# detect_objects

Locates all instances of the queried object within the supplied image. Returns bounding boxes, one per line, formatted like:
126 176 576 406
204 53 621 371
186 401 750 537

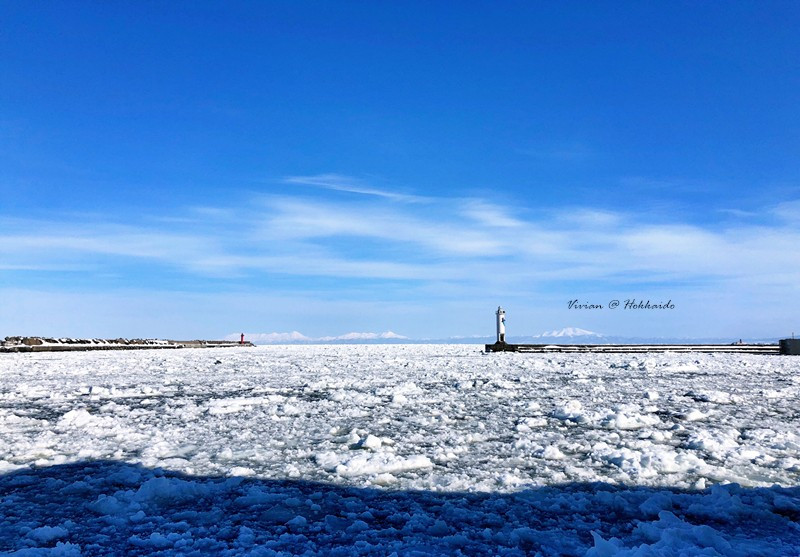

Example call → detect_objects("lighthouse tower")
496 306 506 344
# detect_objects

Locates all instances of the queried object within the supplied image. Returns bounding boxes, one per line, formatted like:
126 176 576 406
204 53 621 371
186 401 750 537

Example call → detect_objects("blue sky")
2 2 799 340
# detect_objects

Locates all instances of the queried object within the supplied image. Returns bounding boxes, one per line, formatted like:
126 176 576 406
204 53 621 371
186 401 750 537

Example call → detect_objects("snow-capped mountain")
229 331 311 343
317 331 408 341
533 327 604 339
229 331 408 344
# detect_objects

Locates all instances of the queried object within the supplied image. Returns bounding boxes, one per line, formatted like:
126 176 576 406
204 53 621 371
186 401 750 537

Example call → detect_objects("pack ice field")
1 345 799 556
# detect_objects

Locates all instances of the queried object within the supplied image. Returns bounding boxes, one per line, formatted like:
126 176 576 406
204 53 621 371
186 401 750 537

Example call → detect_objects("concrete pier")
780 339 800 355
484 342 781 355
482 307 791 355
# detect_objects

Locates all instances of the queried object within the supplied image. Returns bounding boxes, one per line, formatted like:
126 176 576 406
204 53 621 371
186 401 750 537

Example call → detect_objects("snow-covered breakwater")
0 345 798 555
0 337 253 353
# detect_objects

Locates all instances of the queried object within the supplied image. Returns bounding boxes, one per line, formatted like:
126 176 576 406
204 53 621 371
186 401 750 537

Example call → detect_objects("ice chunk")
600 404 661 430
27 525 68 544
391 393 408 405
286 515 307 532
56 409 94 429
684 429 741 459
371 473 397 486
229 466 256 476
315 451 341 471
552 400 587 422
335 453 433 477
516 417 548 432
354 434 382 450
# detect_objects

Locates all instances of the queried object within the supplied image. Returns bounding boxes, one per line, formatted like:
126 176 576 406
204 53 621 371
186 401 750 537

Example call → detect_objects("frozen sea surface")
1 345 798 555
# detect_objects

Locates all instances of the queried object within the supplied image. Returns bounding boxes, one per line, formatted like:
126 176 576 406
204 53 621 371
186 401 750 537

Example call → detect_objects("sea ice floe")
0 345 798 554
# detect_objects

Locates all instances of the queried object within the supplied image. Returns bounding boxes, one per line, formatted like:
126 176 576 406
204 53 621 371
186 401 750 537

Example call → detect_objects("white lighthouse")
496 306 506 343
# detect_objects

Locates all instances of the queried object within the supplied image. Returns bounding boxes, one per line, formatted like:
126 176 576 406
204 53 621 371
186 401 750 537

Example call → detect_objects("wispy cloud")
2 179 799 305
772 200 800 224
260 197 507 256
460 200 525 228
284 174 426 203
717 208 760 219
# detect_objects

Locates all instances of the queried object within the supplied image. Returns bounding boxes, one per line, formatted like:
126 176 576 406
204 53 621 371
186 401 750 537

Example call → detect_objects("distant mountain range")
228 331 409 344
236 331 312 343
229 328 779 345
317 331 408 341
532 327 604 338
